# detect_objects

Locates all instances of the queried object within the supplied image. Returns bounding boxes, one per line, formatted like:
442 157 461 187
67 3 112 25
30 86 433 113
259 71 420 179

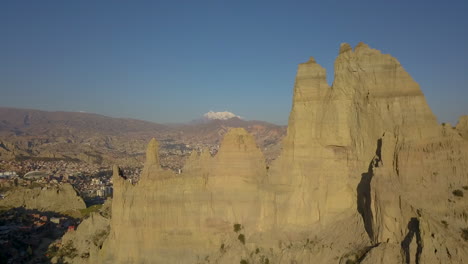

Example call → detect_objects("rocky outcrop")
0 140 23 160
456 115 468 139
97 128 267 263
87 43 468 263
367 124 468 262
267 42 440 230
0 183 86 213
257 42 468 263
52 199 111 264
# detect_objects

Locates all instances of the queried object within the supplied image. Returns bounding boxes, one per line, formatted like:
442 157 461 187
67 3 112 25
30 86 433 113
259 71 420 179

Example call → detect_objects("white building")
0 171 18 179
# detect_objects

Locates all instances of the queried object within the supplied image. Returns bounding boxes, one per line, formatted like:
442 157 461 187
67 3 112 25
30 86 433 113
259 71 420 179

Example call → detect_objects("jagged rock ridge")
83 43 467 264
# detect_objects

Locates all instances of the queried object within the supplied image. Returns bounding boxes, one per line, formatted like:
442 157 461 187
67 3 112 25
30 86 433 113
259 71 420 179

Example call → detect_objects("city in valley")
0 108 285 263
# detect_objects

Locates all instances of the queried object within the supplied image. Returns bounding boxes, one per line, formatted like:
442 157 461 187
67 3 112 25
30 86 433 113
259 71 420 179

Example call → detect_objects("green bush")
453 189 464 197
80 204 103 218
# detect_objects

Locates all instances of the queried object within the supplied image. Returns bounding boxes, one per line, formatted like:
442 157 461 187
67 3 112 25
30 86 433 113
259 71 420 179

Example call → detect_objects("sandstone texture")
96 128 267 263
457 115 468 140
0 183 86 213
84 43 468 263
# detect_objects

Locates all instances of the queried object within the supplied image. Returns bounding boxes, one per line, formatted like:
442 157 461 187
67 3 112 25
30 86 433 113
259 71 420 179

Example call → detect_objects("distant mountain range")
0 107 286 169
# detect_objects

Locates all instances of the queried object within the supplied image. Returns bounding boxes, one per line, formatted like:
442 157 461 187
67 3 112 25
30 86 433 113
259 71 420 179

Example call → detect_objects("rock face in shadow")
88 43 468 263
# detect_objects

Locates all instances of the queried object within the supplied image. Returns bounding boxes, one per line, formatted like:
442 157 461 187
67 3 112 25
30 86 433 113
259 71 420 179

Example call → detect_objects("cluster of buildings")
158 141 220 172
0 159 103 180
0 160 118 203
0 171 18 180
85 178 113 198
0 142 222 201
0 160 116 261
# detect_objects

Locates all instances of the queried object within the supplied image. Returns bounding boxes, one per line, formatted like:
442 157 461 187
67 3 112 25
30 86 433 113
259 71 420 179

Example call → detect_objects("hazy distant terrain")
0 107 286 170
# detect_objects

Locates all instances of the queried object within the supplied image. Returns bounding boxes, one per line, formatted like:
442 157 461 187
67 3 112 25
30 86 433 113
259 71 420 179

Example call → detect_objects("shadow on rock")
0 207 80 264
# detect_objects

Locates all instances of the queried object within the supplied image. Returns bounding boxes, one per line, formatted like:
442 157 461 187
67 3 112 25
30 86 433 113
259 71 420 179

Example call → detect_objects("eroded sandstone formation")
88 43 468 263
457 115 468 140
50 199 111 264
0 183 86 213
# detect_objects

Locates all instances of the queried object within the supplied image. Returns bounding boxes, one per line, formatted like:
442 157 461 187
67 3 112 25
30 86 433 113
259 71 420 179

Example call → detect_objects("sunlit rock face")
0 183 86 213
92 43 468 264
267 42 440 230
97 128 267 263
457 115 468 140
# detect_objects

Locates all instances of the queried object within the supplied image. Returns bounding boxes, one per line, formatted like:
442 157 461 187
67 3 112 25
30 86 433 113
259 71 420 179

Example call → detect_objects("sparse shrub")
240 259 249 264
441 220 449 228
463 186 468 191
238 234 245 245
54 240 78 259
46 244 59 258
345 253 363 264
261 257 269 264
92 229 109 247
233 223 242 233
453 189 464 197
462 228 468 241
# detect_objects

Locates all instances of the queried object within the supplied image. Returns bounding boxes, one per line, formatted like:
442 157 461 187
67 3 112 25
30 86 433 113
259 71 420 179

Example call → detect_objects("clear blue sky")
1 1 467 125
